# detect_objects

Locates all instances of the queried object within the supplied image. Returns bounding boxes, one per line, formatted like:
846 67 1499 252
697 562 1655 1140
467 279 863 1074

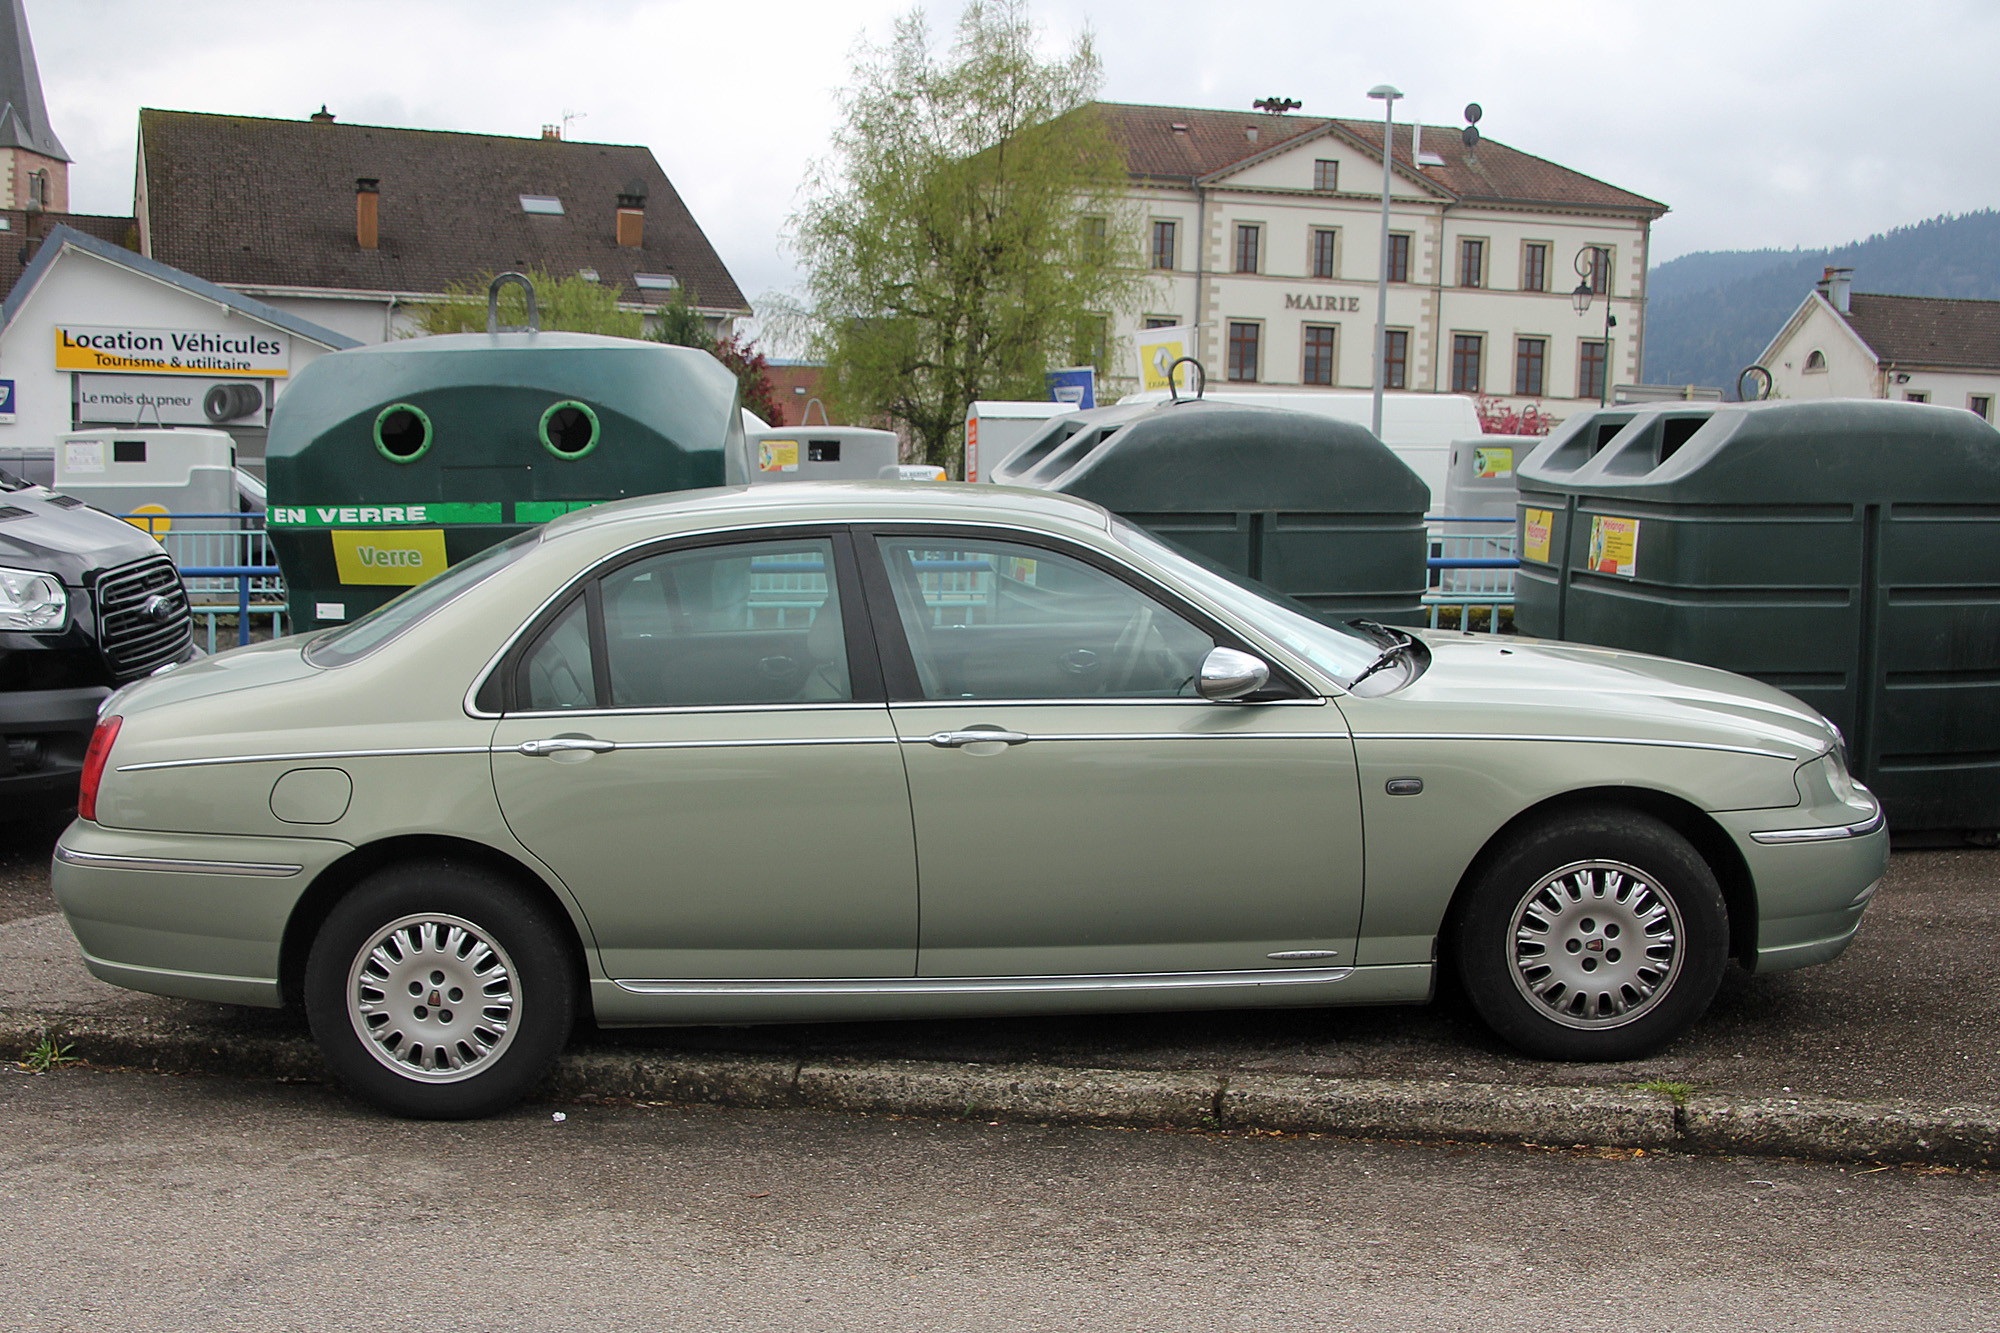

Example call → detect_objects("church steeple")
0 0 67 213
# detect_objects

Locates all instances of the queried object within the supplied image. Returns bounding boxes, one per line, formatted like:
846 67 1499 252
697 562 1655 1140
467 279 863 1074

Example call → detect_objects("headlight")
1819 748 1867 807
0 565 66 631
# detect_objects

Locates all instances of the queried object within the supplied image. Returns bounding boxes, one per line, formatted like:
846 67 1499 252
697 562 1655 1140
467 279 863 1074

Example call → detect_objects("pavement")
3 811 1996 1167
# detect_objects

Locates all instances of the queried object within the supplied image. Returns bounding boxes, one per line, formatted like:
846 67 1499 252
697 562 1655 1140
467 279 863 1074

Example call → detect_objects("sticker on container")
1474 446 1514 479
63 440 105 474
331 528 449 586
1588 515 1640 577
1000 555 1038 585
122 503 171 540
758 440 800 473
315 603 347 621
1522 508 1553 565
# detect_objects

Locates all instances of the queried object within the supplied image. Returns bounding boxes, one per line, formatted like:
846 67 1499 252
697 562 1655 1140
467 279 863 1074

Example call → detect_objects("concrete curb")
7 1015 1995 1168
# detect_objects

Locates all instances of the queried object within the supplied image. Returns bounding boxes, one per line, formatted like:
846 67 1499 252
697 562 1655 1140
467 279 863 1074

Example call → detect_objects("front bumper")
1716 802 1892 974
0 685 110 797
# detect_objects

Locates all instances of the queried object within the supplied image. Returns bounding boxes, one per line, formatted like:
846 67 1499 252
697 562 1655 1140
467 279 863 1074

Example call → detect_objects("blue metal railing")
1423 515 1519 633
120 512 286 650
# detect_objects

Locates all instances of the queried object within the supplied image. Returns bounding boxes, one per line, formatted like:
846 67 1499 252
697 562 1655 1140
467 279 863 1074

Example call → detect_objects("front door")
866 530 1364 979
491 531 917 981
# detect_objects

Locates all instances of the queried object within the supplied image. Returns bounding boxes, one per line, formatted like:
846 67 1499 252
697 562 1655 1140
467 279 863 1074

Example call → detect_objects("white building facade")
1760 268 2000 420
1098 104 1667 416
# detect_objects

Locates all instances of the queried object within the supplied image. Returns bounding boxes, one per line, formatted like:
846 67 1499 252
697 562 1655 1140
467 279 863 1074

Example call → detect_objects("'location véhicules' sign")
55 325 290 378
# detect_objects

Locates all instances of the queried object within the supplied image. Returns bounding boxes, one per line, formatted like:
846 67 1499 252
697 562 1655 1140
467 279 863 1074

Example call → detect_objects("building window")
1588 247 1612 296
1303 325 1337 386
1972 395 1993 421
1905 391 1929 403
1151 219 1177 271
1387 232 1411 283
28 169 48 208
1383 329 1409 390
1143 315 1180 329
1515 337 1547 397
1804 349 1827 372
1458 238 1485 289
1310 228 1338 279
1314 159 1339 191
1522 242 1548 293
1228 322 1261 381
1579 339 1608 401
1451 334 1484 393
1234 224 1261 274
1072 314 1109 370
1079 215 1108 263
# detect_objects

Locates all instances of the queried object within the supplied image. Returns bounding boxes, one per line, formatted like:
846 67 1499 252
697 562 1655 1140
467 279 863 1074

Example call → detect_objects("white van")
1116 389 1480 508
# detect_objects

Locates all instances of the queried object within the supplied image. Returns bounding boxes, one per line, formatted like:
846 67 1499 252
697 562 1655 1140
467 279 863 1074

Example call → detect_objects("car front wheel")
1454 811 1728 1061
304 860 576 1118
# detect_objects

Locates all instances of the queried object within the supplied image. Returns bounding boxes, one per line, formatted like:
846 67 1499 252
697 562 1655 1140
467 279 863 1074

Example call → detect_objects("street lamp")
1368 83 1402 440
1571 245 1616 407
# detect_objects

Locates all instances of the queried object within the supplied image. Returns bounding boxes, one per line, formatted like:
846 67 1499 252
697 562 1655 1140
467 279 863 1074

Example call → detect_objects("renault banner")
56 324 290 378
1135 324 1196 392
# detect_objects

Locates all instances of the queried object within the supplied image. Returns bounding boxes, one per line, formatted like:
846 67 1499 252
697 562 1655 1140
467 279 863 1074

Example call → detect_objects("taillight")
78 715 122 823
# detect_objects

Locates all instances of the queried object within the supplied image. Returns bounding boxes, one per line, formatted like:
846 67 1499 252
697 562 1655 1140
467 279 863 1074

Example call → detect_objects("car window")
517 536 852 711
875 535 1212 700
306 528 539 668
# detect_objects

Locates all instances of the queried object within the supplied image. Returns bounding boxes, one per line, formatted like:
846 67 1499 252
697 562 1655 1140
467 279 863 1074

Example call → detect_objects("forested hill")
1643 210 2000 396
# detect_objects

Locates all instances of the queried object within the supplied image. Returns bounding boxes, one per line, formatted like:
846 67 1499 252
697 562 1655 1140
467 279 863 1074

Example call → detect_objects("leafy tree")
791 0 1142 473
650 285 789 426
410 268 644 337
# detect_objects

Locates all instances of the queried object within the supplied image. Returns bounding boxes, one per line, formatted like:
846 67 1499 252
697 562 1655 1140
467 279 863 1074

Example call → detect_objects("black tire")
304 860 576 1118
1453 811 1727 1061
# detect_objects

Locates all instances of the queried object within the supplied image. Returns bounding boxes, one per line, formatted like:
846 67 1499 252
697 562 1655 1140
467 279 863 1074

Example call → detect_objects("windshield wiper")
1344 620 1419 689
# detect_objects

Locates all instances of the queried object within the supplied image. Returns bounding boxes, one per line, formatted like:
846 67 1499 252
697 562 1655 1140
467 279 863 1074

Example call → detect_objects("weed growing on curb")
17 1031 78 1074
1633 1079 1697 1107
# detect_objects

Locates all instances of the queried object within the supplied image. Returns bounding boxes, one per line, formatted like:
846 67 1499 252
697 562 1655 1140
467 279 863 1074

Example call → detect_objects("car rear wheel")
1454 811 1727 1061
304 860 576 1118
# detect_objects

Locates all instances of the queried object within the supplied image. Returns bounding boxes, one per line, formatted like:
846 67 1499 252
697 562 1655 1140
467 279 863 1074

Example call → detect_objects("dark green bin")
987 398 1431 626
1514 399 2000 832
267 332 740 631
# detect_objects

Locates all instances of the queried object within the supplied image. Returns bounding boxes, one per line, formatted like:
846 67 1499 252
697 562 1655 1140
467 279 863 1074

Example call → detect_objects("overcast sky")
31 0 2000 319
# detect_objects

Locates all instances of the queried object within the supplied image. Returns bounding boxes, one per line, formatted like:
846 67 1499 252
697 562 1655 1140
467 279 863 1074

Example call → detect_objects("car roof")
537 480 1115 541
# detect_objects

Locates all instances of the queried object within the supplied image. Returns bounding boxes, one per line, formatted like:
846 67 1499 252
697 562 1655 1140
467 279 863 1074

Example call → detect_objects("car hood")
108 635 320 714
1386 632 1839 761
0 484 166 582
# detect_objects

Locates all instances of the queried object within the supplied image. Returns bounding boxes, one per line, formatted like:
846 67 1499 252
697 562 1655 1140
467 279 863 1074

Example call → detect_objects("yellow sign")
1135 324 1196 392
122 504 172 540
1474 446 1514 479
1588 515 1640 577
758 439 799 472
55 325 290 378
1522 508 1552 565
331 528 448 586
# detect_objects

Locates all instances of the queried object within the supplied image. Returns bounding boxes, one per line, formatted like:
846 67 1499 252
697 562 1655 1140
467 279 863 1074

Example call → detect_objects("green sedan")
52 484 1887 1118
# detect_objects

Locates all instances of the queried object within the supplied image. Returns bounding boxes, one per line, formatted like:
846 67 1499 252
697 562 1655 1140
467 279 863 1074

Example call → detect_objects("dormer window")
519 195 564 215
633 273 680 290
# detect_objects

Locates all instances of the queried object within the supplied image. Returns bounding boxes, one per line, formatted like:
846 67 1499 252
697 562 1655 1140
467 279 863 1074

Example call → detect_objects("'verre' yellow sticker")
759 439 800 472
331 528 448 585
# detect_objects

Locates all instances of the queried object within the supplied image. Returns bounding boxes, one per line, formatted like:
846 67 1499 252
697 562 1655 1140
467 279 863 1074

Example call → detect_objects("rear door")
490 528 918 981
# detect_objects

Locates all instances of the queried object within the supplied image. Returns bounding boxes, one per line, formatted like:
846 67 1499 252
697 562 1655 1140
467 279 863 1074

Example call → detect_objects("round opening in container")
373 404 432 462
540 401 600 459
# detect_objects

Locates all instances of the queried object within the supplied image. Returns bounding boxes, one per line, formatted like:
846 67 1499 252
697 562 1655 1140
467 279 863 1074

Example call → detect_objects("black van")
1 464 197 802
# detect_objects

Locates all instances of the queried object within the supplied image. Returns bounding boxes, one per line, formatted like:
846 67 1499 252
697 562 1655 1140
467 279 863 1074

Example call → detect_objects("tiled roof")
0 210 134 297
1097 102 1666 216
138 108 747 313
1840 293 2000 371
0 0 67 160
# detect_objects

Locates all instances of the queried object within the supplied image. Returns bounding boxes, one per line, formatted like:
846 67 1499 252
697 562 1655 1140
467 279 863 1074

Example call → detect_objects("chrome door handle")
517 737 618 757
927 730 1030 748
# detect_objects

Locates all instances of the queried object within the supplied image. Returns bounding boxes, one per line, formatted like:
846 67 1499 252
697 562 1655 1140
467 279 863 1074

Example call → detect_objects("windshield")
1109 519 1384 685
305 528 540 668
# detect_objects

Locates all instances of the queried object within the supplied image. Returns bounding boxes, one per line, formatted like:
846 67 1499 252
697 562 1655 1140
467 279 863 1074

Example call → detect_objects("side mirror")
1198 646 1270 701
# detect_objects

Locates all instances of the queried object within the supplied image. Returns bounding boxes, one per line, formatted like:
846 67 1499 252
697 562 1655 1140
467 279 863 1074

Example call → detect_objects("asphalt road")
1 1066 1994 1333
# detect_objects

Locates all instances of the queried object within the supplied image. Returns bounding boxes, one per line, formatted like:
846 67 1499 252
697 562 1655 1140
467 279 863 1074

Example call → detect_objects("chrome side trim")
1749 808 1888 844
899 731 1342 745
1352 731 1798 761
55 846 304 878
888 696 1329 710
116 745 491 773
501 736 899 756
496 701 887 721
614 966 1354 997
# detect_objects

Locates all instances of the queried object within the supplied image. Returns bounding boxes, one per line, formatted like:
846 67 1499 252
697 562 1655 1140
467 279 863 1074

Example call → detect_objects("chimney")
542 124 561 141
616 182 647 248
355 178 379 250
1822 266 1853 314
310 105 335 124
